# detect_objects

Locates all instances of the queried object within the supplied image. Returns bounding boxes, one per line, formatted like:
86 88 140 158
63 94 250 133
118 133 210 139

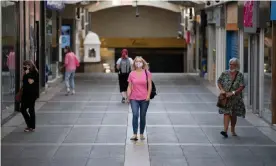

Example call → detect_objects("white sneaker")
72 90 75 95
66 88 70 95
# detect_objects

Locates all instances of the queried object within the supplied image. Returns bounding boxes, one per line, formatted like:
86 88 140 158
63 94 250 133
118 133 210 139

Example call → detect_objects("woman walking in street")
21 60 39 132
116 49 133 103
217 58 246 138
127 56 152 141
63 46 79 95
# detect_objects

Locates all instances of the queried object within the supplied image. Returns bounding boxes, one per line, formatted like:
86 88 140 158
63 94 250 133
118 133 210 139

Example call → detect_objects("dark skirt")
118 73 129 92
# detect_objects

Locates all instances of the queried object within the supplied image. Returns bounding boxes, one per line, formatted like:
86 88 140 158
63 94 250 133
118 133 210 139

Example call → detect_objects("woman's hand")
226 92 233 98
146 95 150 101
220 90 226 94
28 78 34 84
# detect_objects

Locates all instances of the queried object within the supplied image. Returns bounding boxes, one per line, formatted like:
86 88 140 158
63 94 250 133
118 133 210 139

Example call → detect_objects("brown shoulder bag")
216 72 238 108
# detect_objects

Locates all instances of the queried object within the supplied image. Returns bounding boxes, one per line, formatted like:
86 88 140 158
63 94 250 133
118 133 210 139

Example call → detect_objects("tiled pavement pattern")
1 73 276 166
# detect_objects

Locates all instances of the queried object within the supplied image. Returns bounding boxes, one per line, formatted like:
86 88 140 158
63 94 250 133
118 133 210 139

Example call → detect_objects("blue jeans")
130 100 150 135
65 71 76 89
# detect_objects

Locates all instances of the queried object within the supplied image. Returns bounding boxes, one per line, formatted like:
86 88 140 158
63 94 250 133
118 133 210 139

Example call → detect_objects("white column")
215 27 226 87
239 30 244 73
259 29 265 115
187 43 194 72
221 28 226 73
58 14 62 62
207 25 215 81
215 27 221 87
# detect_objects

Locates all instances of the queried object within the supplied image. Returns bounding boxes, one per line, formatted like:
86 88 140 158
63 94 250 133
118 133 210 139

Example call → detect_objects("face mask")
135 62 143 68
23 67 28 71
230 69 236 72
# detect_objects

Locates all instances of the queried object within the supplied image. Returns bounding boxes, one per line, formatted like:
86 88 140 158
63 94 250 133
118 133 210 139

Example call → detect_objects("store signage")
271 1 276 20
243 0 257 33
244 1 253 27
46 0 65 11
226 2 238 31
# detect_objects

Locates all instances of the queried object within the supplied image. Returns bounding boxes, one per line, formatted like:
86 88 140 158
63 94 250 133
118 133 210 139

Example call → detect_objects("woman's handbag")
145 70 157 99
15 88 23 102
216 72 238 108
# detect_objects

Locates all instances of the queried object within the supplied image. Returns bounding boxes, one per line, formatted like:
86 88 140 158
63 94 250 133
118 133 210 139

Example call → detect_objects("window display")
1 1 18 120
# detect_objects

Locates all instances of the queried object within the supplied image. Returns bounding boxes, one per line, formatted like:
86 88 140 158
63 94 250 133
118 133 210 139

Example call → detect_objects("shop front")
1 1 46 123
1 1 20 122
238 1 272 123
204 5 225 86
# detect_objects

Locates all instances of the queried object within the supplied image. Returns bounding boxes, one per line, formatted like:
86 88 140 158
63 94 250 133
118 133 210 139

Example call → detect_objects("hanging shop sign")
238 1 270 33
226 2 238 31
238 1 270 31
46 0 65 11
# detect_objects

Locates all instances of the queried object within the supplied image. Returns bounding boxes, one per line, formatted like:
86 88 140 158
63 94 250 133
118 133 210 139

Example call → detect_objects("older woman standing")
217 58 246 138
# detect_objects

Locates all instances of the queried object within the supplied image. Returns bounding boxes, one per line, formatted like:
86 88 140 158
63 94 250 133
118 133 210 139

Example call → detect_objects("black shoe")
121 97 126 103
220 131 228 138
130 136 138 141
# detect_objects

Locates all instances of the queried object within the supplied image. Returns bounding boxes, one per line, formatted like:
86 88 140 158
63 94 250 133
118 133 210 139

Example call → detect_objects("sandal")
231 132 237 136
130 135 138 141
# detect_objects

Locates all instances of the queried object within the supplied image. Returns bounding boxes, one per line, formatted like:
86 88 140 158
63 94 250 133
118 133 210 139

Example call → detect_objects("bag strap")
228 71 239 92
145 70 148 90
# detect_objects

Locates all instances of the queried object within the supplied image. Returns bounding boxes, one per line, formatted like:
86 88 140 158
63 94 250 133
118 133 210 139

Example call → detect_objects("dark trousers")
118 73 129 92
21 101 36 129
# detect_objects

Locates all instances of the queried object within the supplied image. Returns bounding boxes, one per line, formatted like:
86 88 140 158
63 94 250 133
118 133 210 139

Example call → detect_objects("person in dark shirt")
21 60 39 132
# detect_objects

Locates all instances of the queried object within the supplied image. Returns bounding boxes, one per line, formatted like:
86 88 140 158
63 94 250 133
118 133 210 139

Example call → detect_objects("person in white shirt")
116 49 133 103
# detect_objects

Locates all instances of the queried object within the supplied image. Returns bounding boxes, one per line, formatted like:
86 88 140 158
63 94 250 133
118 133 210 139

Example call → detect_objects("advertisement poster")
61 26 71 48
243 1 253 27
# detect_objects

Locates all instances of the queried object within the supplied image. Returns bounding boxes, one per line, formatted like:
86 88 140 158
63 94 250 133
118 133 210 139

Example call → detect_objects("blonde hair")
132 56 149 70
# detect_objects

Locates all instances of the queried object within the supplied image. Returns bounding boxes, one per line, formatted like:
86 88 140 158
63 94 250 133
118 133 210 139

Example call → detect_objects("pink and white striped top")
64 52 80 71
7 51 15 70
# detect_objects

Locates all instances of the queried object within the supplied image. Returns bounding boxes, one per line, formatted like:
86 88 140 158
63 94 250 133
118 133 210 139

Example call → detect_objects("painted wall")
90 6 180 38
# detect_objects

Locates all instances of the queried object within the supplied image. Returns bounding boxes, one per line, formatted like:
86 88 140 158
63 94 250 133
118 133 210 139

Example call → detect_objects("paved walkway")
1 74 276 166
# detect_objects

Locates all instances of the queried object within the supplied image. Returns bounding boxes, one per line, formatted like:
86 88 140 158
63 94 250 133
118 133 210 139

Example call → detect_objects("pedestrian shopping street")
1 74 276 166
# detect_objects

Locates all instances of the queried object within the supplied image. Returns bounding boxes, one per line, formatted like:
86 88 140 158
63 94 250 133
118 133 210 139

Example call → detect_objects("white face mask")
230 69 236 72
135 62 143 68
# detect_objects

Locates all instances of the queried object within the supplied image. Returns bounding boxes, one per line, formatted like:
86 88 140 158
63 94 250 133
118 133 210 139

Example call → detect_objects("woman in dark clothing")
21 60 39 132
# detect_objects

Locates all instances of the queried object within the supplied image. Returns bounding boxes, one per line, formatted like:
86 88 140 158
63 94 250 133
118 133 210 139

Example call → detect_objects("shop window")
1 1 18 120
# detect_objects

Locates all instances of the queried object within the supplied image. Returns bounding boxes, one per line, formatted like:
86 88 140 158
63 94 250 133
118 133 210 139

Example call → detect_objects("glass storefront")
45 9 60 82
263 27 272 123
1 1 41 122
1 1 19 121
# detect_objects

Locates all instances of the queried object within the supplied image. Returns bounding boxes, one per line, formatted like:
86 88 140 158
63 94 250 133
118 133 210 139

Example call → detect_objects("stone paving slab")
1 73 276 166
